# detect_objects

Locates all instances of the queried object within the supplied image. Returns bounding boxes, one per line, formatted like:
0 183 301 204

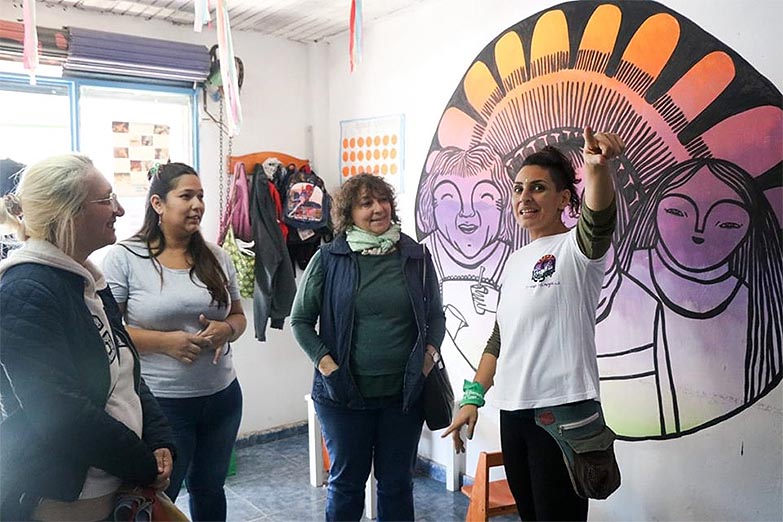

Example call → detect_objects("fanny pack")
534 400 621 499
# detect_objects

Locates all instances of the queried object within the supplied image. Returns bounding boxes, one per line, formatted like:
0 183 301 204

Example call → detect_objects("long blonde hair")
0 154 95 258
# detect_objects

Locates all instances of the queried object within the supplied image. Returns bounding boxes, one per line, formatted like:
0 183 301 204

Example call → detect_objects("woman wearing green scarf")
291 174 446 521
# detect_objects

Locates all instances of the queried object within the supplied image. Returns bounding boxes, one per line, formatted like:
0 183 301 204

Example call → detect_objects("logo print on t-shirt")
93 315 117 363
532 254 556 282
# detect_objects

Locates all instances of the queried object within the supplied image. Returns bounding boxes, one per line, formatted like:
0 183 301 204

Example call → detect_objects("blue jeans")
156 379 243 522
315 397 424 522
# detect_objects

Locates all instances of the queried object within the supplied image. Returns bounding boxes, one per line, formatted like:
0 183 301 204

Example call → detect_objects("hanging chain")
228 134 233 177
227 132 233 210
218 99 225 220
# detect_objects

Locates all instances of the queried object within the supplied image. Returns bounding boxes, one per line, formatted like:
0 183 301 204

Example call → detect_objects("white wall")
0 0 316 437
315 0 782 520
2 0 781 518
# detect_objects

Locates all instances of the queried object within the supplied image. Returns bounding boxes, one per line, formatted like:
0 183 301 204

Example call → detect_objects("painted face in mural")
655 167 750 271
433 173 503 258
512 166 571 240
351 189 392 235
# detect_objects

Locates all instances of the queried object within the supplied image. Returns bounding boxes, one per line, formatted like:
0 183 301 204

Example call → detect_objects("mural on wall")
415 0 782 440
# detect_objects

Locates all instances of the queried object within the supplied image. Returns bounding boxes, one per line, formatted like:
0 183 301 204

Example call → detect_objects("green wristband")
460 379 486 408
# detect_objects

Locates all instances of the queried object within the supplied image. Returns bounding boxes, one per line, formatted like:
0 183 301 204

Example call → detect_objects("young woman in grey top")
103 163 246 522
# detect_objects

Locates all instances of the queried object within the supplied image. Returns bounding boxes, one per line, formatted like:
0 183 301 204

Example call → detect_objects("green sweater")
291 250 418 398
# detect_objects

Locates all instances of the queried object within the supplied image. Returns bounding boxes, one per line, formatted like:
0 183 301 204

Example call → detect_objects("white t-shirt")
493 228 608 410
103 241 241 398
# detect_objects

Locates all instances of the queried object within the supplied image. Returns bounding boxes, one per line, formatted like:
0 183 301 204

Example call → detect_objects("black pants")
500 409 588 522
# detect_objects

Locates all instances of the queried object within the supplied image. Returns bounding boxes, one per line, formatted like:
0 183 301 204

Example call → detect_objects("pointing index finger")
583 126 600 154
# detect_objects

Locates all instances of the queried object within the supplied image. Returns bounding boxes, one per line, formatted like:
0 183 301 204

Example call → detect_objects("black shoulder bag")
419 245 454 430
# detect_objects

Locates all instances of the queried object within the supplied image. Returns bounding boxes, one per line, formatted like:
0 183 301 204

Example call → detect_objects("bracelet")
460 379 486 408
224 320 236 338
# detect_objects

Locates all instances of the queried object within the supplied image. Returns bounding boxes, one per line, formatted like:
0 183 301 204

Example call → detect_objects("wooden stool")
461 451 517 521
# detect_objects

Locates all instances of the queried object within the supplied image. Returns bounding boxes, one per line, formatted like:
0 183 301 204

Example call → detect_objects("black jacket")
0 263 175 520
250 164 297 340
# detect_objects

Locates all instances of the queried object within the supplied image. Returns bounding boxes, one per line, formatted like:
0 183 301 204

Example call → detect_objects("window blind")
64 27 210 85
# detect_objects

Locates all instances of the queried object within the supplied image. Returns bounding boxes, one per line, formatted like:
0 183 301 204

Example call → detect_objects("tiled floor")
173 432 520 521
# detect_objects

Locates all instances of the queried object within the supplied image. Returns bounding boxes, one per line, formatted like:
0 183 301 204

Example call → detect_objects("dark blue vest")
310 233 445 411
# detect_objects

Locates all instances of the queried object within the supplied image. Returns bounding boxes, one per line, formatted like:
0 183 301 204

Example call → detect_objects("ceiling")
34 0 425 43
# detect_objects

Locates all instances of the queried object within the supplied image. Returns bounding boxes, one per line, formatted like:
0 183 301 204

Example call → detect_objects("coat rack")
228 151 309 173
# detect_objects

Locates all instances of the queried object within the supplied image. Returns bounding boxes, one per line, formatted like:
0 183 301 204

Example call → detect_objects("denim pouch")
113 490 153 522
113 487 188 522
534 400 621 500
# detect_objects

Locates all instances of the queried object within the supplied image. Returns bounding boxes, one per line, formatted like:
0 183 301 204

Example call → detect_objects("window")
0 77 73 163
79 83 197 250
0 72 199 260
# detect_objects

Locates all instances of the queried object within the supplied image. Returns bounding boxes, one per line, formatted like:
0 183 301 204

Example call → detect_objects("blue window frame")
0 72 199 170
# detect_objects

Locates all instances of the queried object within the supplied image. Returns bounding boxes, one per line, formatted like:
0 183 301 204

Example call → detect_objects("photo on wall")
112 121 170 196
340 114 405 191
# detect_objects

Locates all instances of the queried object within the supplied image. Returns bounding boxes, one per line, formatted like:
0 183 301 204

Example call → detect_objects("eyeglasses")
89 192 120 212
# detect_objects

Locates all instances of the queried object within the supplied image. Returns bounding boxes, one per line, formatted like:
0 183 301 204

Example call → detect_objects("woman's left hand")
423 344 439 376
150 448 173 491
197 314 233 364
583 127 625 166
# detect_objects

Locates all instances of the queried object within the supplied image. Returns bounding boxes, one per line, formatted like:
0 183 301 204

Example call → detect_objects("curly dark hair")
131 162 230 308
519 145 581 218
332 173 399 235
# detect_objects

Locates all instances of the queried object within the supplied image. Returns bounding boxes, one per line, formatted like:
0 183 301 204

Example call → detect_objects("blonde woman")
0 154 175 521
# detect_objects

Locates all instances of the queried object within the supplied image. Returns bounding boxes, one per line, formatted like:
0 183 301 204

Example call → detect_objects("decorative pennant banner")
193 0 210 32
349 0 363 72
215 0 242 136
22 0 39 84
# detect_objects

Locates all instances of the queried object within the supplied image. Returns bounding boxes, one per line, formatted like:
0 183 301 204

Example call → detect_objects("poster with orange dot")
339 114 404 190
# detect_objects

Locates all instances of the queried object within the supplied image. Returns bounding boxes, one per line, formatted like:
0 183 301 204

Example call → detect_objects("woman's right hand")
164 331 212 364
441 405 479 454
149 448 173 491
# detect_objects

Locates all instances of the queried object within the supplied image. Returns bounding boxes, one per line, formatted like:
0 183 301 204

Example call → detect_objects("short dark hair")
332 173 399 235
520 146 581 217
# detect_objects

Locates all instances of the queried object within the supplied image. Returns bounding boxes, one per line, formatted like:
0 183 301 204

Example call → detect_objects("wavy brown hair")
131 162 230 308
331 173 399 235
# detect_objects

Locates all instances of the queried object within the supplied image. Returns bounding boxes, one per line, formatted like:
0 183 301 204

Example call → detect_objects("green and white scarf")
345 223 401 255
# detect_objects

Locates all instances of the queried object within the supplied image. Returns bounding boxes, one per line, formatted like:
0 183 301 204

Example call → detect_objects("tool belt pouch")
534 400 621 500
